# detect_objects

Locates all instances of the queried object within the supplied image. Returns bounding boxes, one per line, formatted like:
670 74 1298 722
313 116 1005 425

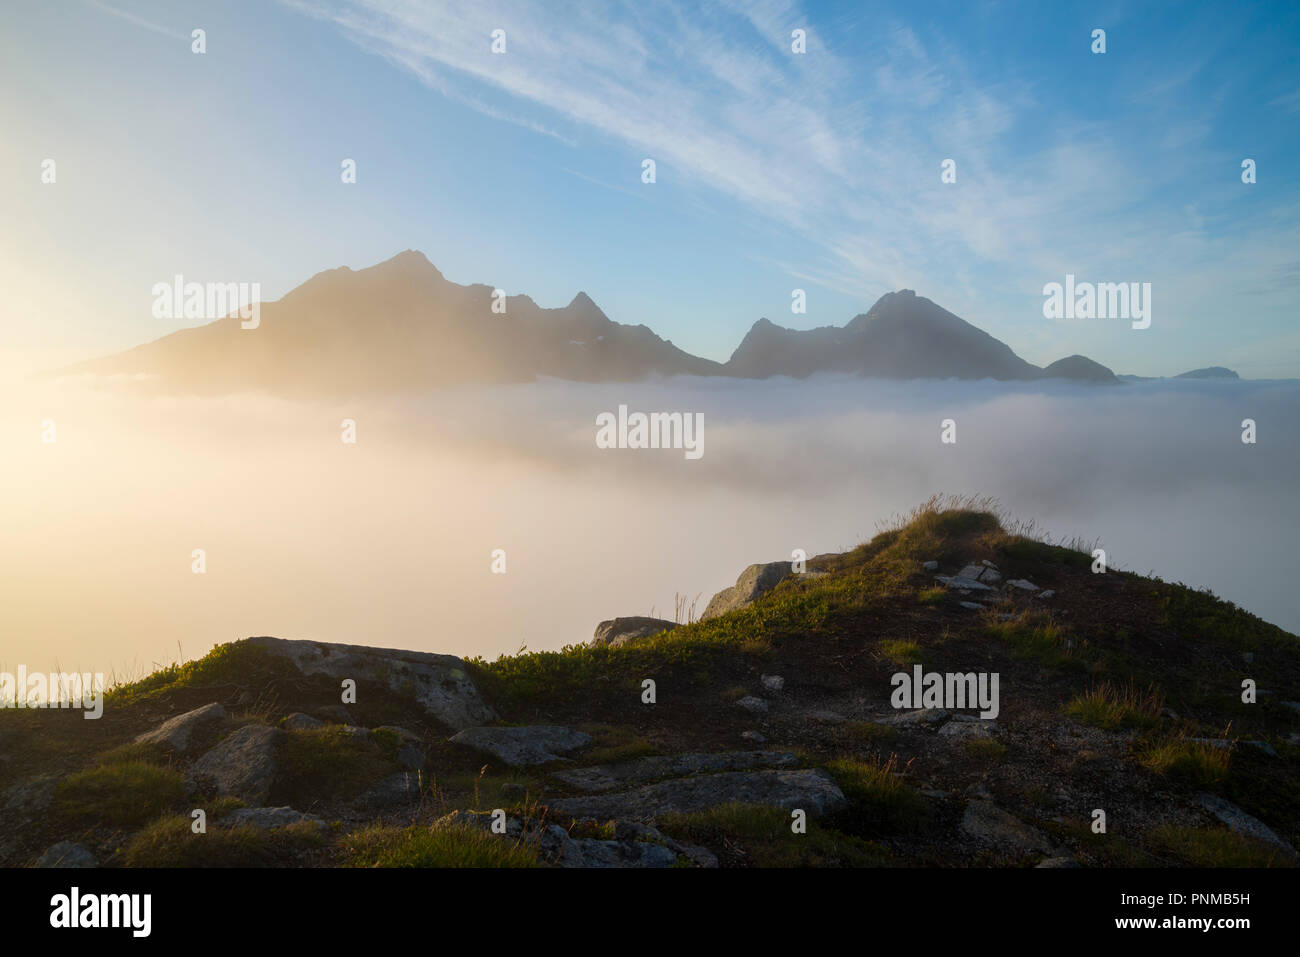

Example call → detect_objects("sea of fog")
1 372 1296 680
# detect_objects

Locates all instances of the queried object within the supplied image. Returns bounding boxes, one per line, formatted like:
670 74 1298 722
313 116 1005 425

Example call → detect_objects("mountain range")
63 250 1236 393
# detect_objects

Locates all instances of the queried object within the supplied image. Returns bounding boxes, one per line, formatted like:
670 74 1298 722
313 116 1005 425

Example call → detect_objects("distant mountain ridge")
64 250 1238 394
726 289 1053 381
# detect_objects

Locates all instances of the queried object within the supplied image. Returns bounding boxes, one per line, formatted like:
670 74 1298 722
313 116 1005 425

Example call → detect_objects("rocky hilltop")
3 499 1297 868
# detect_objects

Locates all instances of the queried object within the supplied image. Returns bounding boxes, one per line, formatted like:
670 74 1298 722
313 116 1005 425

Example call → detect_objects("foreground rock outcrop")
186 724 282 805
701 561 793 620
550 768 848 823
135 702 226 752
590 616 678 648
448 725 592 766
244 636 495 730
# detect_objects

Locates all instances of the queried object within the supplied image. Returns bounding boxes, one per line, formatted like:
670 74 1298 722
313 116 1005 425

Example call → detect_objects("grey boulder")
134 702 226 752
549 768 848 823
449 725 591 767
186 724 282 805
590 616 679 649
243 636 496 731
35 841 97 868
220 806 324 831
702 561 793 620
551 751 800 793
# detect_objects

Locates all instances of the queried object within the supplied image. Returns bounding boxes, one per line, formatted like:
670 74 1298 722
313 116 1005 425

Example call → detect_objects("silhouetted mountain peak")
1041 355 1118 384
382 249 441 274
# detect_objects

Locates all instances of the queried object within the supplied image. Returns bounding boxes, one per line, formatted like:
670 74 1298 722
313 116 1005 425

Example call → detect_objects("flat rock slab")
244 636 495 731
590 616 678 648
702 561 792 620
1006 579 1039 591
449 725 592 766
961 800 1058 855
935 575 994 592
353 772 424 811
938 720 995 739
1196 793 1298 858
736 695 769 713
187 724 282 805
283 712 324 731
958 564 1001 583
36 841 97 868
549 768 847 823
880 708 950 727
220 806 324 831
436 810 711 868
551 751 800 793
135 702 226 752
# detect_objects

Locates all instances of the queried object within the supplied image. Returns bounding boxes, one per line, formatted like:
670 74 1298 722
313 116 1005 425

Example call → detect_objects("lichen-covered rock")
1196 793 1298 858
283 712 324 731
243 636 495 731
434 810 715 868
187 724 282 805
960 800 1058 854
551 751 799 793
449 725 591 767
549 768 848 822
134 702 226 752
701 561 792 620
590 616 679 648
36 841 97 868
220 806 325 831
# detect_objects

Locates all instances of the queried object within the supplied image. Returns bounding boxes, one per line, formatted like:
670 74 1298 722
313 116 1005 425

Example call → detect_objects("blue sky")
2 0 1298 376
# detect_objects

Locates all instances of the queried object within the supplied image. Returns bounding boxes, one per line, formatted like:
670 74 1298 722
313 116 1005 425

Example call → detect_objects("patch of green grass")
1161 585 1297 655
103 640 288 708
917 588 947 606
985 613 1085 670
1041 817 1159 866
842 721 897 749
341 823 540 867
825 754 929 836
658 803 890 867
430 767 539 811
1148 824 1294 867
1139 736 1231 787
122 815 321 867
1064 682 1163 731
94 741 167 766
58 761 186 826
206 796 248 819
576 724 658 765
965 738 1008 761
879 639 925 668
273 727 398 805
996 538 1092 568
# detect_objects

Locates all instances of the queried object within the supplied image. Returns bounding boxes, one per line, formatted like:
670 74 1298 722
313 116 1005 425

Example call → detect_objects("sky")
1 0 1298 377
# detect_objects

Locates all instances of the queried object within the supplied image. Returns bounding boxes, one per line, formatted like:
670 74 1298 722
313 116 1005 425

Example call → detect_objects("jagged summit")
730 288 1042 381
60 254 1205 392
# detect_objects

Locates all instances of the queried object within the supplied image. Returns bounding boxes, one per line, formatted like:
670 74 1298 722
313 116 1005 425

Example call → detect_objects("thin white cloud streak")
84 0 188 40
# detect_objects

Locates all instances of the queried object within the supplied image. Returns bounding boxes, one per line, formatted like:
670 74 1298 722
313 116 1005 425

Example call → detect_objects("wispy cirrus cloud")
84 0 187 40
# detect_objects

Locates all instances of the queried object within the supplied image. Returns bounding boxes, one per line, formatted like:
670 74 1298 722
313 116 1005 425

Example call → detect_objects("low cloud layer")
2 373 1295 677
